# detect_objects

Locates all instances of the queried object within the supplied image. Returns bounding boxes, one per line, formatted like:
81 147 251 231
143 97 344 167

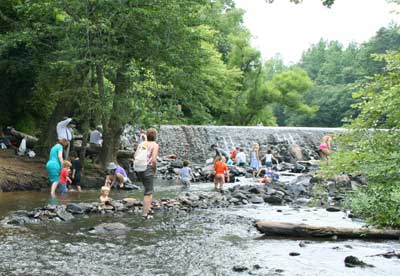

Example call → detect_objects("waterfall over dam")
157 125 345 163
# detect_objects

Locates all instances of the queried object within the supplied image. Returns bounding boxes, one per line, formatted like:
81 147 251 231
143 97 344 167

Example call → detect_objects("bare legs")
143 194 153 217
321 149 331 165
50 182 58 196
214 174 225 191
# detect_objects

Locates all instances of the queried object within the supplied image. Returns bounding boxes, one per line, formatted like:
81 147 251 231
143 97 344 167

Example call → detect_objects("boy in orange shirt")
213 156 229 192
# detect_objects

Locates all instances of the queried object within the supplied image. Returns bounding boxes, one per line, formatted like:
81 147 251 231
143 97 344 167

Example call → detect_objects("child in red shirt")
213 156 229 192
59 160 72 195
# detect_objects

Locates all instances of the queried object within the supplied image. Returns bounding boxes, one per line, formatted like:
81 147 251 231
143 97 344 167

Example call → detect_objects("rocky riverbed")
1 170 365 228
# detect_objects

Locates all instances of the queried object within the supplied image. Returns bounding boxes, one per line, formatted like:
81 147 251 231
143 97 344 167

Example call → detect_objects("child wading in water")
213 156 229 192
70 152 82 192
179 160 194 188
59 160 72 195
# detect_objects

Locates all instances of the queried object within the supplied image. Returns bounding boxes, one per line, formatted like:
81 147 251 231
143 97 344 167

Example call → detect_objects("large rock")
335 174 351 188
290 144 304 161
56 209 75 221
287 183 307 198
232 192 248 201
250 196 264 204
66 203 84 214
1 211 33 226
170 160 183 168
247 186 264 194
263 195 283 205
344 256 374 268
89 223 130 235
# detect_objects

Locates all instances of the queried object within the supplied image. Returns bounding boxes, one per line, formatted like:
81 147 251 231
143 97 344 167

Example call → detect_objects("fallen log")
256 220 400 240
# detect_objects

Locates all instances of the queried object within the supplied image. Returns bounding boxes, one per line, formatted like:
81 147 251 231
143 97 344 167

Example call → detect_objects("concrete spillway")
157 125 345 163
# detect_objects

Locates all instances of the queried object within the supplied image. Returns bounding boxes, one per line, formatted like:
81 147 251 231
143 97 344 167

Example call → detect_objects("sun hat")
106 162 117 170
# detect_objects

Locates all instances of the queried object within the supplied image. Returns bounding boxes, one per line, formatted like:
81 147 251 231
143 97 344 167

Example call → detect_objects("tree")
265 0 335 7
325 52 400 227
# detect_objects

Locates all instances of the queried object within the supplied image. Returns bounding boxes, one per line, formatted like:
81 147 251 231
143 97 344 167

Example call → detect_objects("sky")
234 0 400 64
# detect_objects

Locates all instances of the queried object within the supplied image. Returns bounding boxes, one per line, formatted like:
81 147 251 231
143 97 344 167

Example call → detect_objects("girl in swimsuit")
319 134 333 165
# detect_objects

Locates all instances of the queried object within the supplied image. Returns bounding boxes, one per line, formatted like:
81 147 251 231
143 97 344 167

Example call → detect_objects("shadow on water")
1 179 400 276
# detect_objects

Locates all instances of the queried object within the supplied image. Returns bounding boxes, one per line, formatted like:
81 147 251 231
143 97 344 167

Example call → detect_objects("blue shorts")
59 183 68 194
265 161 273 168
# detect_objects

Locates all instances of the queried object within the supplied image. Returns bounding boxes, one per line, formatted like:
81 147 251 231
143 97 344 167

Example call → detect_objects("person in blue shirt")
178 160 195 188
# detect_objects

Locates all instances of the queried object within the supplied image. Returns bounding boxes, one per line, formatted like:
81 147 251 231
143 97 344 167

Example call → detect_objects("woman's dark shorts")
136 167 154 195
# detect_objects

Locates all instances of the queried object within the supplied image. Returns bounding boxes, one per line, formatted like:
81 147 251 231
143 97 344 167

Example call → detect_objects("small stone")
298 241 306 247
232 265 248 272
289 252 300 256
326 207 341 212
253 264 261 270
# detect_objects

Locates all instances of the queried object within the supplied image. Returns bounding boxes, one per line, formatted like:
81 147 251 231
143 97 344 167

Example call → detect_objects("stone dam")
157 125 345 163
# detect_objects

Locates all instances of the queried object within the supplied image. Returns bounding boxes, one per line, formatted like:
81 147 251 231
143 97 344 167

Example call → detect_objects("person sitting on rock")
257 167 279 184
213 156 229 192
99 186 111 204
257 173 272 184
105 162 132 189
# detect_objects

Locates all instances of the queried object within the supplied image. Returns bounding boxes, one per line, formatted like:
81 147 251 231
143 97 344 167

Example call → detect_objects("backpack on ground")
134 143 148 172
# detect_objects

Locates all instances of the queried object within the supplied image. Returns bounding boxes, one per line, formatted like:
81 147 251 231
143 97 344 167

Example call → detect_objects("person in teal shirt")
46 139 69 196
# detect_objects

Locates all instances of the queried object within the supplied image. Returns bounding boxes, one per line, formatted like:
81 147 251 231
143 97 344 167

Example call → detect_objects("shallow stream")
0 179 399 276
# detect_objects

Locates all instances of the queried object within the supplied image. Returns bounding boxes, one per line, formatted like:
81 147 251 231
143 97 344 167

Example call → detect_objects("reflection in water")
47 196 59 206
1 180 400 276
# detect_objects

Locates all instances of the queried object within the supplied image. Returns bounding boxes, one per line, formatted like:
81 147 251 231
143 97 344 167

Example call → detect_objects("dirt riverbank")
0 149 48 192
0 150 104 192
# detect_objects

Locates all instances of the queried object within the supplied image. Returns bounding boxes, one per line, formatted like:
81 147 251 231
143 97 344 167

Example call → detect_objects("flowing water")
1 179 399 276
157 126 345 162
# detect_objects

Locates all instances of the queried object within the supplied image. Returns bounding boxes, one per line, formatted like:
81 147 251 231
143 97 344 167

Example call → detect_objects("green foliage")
265 0 335 7
290 25 400 127
325 52 400 227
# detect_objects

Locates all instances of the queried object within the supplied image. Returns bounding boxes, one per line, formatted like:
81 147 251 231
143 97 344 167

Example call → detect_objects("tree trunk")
99 64 129 168
256 221 400 240
79 113 90 162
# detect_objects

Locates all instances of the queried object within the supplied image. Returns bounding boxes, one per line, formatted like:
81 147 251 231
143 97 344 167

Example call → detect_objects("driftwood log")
256 221 400 240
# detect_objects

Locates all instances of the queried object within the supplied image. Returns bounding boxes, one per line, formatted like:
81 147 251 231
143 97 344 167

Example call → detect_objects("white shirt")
264 154 273 162
89 130 102 145
236 152 246 163
56 118 73 141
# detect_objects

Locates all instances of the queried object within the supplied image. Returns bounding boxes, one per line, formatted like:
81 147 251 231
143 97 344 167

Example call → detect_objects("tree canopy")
0 0 398 167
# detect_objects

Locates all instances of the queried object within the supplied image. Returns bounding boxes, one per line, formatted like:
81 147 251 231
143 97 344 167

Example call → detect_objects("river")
0 178 399 276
